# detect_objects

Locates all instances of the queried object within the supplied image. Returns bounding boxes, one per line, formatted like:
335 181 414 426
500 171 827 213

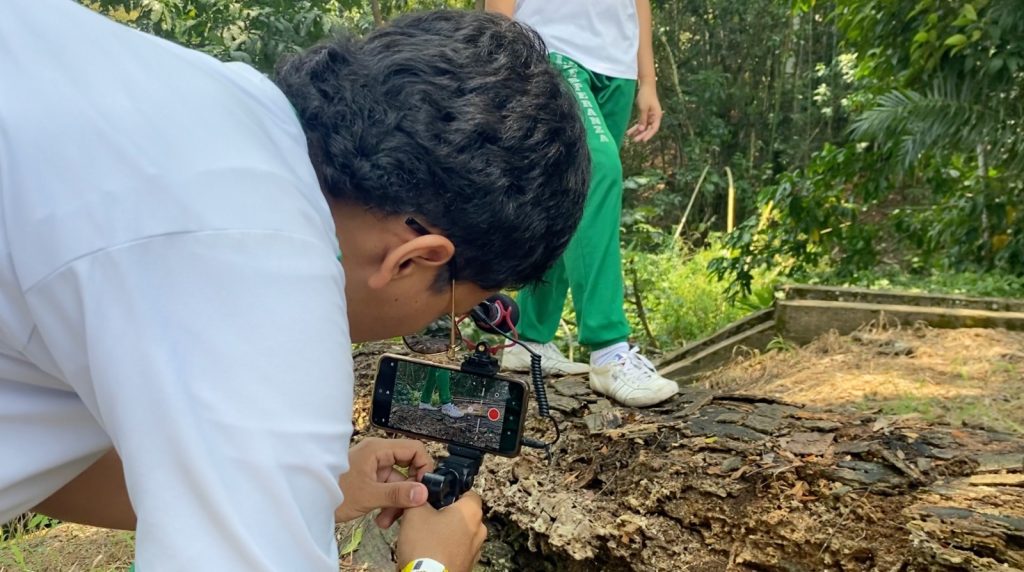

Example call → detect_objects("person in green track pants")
419 369 465 418
488 0 680 408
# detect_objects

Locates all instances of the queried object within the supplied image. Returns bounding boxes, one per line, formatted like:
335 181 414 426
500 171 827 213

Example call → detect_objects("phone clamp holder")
422 445 484 509
460 341 499 377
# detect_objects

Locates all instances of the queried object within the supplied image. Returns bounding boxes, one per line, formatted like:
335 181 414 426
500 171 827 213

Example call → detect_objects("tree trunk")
478 383 1024 571
978 143 991 259
370 0 383 27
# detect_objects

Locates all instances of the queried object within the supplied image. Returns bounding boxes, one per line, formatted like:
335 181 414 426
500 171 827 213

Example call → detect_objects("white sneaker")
441 402 465 418
418 402 437 411
589 347 679 407
501 341 590 376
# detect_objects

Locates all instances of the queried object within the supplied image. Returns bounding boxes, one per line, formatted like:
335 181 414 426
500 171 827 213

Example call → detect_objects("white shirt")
514 0 640 80
0 1 353 569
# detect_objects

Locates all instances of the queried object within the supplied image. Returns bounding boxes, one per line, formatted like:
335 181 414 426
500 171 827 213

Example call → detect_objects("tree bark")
478 383 1024 571
370 0 382 27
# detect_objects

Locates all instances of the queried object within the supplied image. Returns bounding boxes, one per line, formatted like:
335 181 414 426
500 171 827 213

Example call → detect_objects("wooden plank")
966 473 1024 487
780 283 1024 313
658 308 774 368
660 320 777 381
776 299 1024 345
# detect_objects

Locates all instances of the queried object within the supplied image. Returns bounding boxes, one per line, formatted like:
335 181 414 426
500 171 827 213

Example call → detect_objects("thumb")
375 481 429 509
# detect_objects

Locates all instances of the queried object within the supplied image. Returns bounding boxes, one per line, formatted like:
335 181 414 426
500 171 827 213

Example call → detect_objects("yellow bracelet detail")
400 558 448 572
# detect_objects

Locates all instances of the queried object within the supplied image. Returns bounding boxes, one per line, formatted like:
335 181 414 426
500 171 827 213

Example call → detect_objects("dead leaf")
729 465 749 480
789 480 808 498
782 432 835 456
340 524 364 557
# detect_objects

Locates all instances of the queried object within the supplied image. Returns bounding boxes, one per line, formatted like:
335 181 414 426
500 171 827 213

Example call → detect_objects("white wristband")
401 558 448 572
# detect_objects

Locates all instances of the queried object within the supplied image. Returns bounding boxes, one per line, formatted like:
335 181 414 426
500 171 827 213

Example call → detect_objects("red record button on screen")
487 408 501 422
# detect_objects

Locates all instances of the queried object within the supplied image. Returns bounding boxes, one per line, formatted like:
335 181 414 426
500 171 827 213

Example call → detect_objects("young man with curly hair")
0 2 588 570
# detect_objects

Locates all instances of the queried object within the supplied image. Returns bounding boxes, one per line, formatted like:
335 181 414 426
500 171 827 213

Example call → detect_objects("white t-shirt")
0 1 354 570
514 0 640 80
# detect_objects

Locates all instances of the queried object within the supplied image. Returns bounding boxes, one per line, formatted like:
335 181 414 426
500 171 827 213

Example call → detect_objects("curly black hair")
274 10 589 290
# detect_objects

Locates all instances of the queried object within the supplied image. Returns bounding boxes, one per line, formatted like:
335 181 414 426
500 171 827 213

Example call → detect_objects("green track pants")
517 53 636 349
420 368 452 405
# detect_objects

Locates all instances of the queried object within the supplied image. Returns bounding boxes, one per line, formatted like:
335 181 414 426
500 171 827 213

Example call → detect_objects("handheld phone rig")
421 297 561 509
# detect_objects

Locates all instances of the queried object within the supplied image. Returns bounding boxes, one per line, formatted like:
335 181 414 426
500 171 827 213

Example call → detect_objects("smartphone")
371 354 529 457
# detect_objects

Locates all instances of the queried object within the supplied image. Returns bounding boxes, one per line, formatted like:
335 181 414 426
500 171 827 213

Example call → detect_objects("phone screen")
371 354 528 456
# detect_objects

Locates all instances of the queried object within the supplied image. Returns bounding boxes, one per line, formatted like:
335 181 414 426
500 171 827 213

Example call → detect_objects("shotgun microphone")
470 293 519 335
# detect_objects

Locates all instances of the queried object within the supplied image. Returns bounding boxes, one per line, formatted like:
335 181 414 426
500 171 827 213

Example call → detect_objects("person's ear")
367 234 454 290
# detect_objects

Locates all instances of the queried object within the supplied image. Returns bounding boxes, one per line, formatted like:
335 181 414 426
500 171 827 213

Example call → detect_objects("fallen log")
474 385 1024 571
343 338 1024 572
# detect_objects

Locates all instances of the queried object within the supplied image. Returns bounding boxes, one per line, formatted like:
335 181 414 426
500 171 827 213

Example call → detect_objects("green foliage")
864 393 1023 435
833 0 1024 87
626 0 858 236
620 233 778 353
82 0 480 72
83 0 346 72
708 142 882 297
78 0 1024 353
851 81 1020 172
395 361 426 405
1 513 59 542
765 335 797 352
337 0 478 34
710 140 1024 297
711 0 1024 297
825 268 1024 299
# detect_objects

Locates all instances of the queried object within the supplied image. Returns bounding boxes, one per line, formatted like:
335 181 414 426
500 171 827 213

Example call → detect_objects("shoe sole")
590 382 679 408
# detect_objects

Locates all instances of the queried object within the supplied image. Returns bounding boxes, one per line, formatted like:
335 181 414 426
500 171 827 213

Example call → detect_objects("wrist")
401 558 448 572
637 77 657 90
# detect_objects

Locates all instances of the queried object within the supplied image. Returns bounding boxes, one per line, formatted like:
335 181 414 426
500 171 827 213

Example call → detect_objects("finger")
636 112 650 132
376 469 425 527
375 439 435 477
376 507 401 528
642 107 656 133
636 112 657 143
350 436 380 452
381 465 427 488
626 122 645 138
371 480 430 512
630 110 651 142
647 111 662 140
384 469 415 484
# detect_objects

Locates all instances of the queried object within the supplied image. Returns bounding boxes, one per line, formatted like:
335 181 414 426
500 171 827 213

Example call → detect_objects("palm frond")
851 77 1024 173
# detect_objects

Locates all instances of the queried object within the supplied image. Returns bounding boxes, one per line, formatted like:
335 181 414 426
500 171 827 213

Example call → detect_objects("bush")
551 233 778 358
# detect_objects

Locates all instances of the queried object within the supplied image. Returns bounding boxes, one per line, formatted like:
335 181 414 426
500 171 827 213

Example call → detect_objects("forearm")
32 449 137 530
484 0 515 18
636 0 656 89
